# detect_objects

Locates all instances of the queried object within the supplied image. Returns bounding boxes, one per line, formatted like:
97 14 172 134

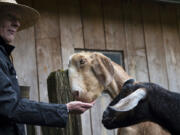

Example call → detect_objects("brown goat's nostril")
72 91 79 97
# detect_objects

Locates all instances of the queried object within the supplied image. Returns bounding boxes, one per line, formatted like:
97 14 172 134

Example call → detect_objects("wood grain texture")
91 93 116 135
42 70 82 135
81 110 93 135
122 2 162 135
161 4 180 93
34 0 62 102
177 5 180 92
103 0 129 72
142 2 169 88
123 1 149 82
59 0 84 69
103 0 125 51
13 27 39 101
80 0 105 50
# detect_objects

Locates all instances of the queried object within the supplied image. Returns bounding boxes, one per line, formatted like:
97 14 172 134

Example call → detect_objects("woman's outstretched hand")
66 101 95 114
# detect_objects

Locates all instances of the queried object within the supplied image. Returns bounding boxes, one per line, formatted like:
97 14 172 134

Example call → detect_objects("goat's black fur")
102 80 180 135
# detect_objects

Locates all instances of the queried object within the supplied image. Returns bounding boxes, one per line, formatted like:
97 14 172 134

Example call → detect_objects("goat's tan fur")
68 52 169 135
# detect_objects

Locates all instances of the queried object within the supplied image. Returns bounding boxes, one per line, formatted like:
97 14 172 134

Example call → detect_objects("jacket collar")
0 36 15 56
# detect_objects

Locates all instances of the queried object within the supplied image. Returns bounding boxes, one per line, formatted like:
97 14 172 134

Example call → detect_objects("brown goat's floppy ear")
91 53 114 87
111 88 146 112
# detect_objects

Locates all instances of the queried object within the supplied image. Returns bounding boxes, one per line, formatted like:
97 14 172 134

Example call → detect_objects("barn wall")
13 0 180 135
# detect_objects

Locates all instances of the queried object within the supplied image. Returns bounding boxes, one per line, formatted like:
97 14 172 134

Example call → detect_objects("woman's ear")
90 53 114 88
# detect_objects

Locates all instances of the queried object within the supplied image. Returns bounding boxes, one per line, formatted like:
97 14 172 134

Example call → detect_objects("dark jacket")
0 37 68 135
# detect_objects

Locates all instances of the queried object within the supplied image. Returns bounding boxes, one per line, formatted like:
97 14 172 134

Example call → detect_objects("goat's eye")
80 59 86 65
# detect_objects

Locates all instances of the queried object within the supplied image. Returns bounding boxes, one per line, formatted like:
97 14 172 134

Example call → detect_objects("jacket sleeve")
0 65 68 127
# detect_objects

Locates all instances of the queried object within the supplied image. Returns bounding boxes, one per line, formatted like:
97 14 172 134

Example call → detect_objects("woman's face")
0 11 21 43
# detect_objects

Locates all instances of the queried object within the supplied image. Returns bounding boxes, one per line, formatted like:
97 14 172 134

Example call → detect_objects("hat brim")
0 2 40 31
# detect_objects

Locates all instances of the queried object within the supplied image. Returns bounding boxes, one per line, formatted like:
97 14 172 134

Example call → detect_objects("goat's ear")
90 53 114 87
111 88 146 112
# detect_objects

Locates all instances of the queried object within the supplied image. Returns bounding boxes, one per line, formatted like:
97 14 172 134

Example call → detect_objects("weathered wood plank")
91 93 115 135
59 0 84 69
103 0 125 51
80 0 105 49
103 0 128 72
123 2 170 135
177 5 180 92
20 86 36 135
91 95 105 135
34 0 62 102
81 110 92 135
119 2 165 135
13 25 38 101
142 2 168 88
42 70 82 135
142 3 170 135
123 1 149 82
161 4 180 93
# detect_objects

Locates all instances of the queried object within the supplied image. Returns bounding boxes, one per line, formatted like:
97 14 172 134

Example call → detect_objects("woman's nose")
12 20 21 29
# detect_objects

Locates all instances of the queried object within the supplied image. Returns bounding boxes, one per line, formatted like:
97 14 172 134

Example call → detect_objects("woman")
0 0 94 135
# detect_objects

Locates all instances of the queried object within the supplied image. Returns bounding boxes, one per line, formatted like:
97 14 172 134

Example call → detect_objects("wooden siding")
14 0 180 135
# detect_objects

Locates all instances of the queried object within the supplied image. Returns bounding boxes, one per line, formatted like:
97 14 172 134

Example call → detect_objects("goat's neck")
107 62 132 98
148 87 180 134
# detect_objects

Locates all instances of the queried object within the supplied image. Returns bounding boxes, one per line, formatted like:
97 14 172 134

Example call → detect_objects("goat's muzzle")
102 106 118 129
72 91 79 98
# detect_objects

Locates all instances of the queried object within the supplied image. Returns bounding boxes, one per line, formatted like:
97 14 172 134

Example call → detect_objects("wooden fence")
42 70 82 135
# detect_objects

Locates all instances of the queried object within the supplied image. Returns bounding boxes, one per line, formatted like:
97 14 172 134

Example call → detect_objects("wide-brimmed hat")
0 0 40 31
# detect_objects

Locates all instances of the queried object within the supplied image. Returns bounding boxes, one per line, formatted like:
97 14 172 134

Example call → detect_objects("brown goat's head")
68 52 114 102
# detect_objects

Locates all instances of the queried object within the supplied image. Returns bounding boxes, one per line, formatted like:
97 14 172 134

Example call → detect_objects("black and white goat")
102 79 180 135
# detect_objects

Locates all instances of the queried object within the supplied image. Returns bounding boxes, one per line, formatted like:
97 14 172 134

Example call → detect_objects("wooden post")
20 86 36 135
42 70 82 135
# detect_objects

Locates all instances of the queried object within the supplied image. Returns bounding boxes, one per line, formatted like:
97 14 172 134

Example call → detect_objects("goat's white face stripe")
111 88 146 112
68 65 85 93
